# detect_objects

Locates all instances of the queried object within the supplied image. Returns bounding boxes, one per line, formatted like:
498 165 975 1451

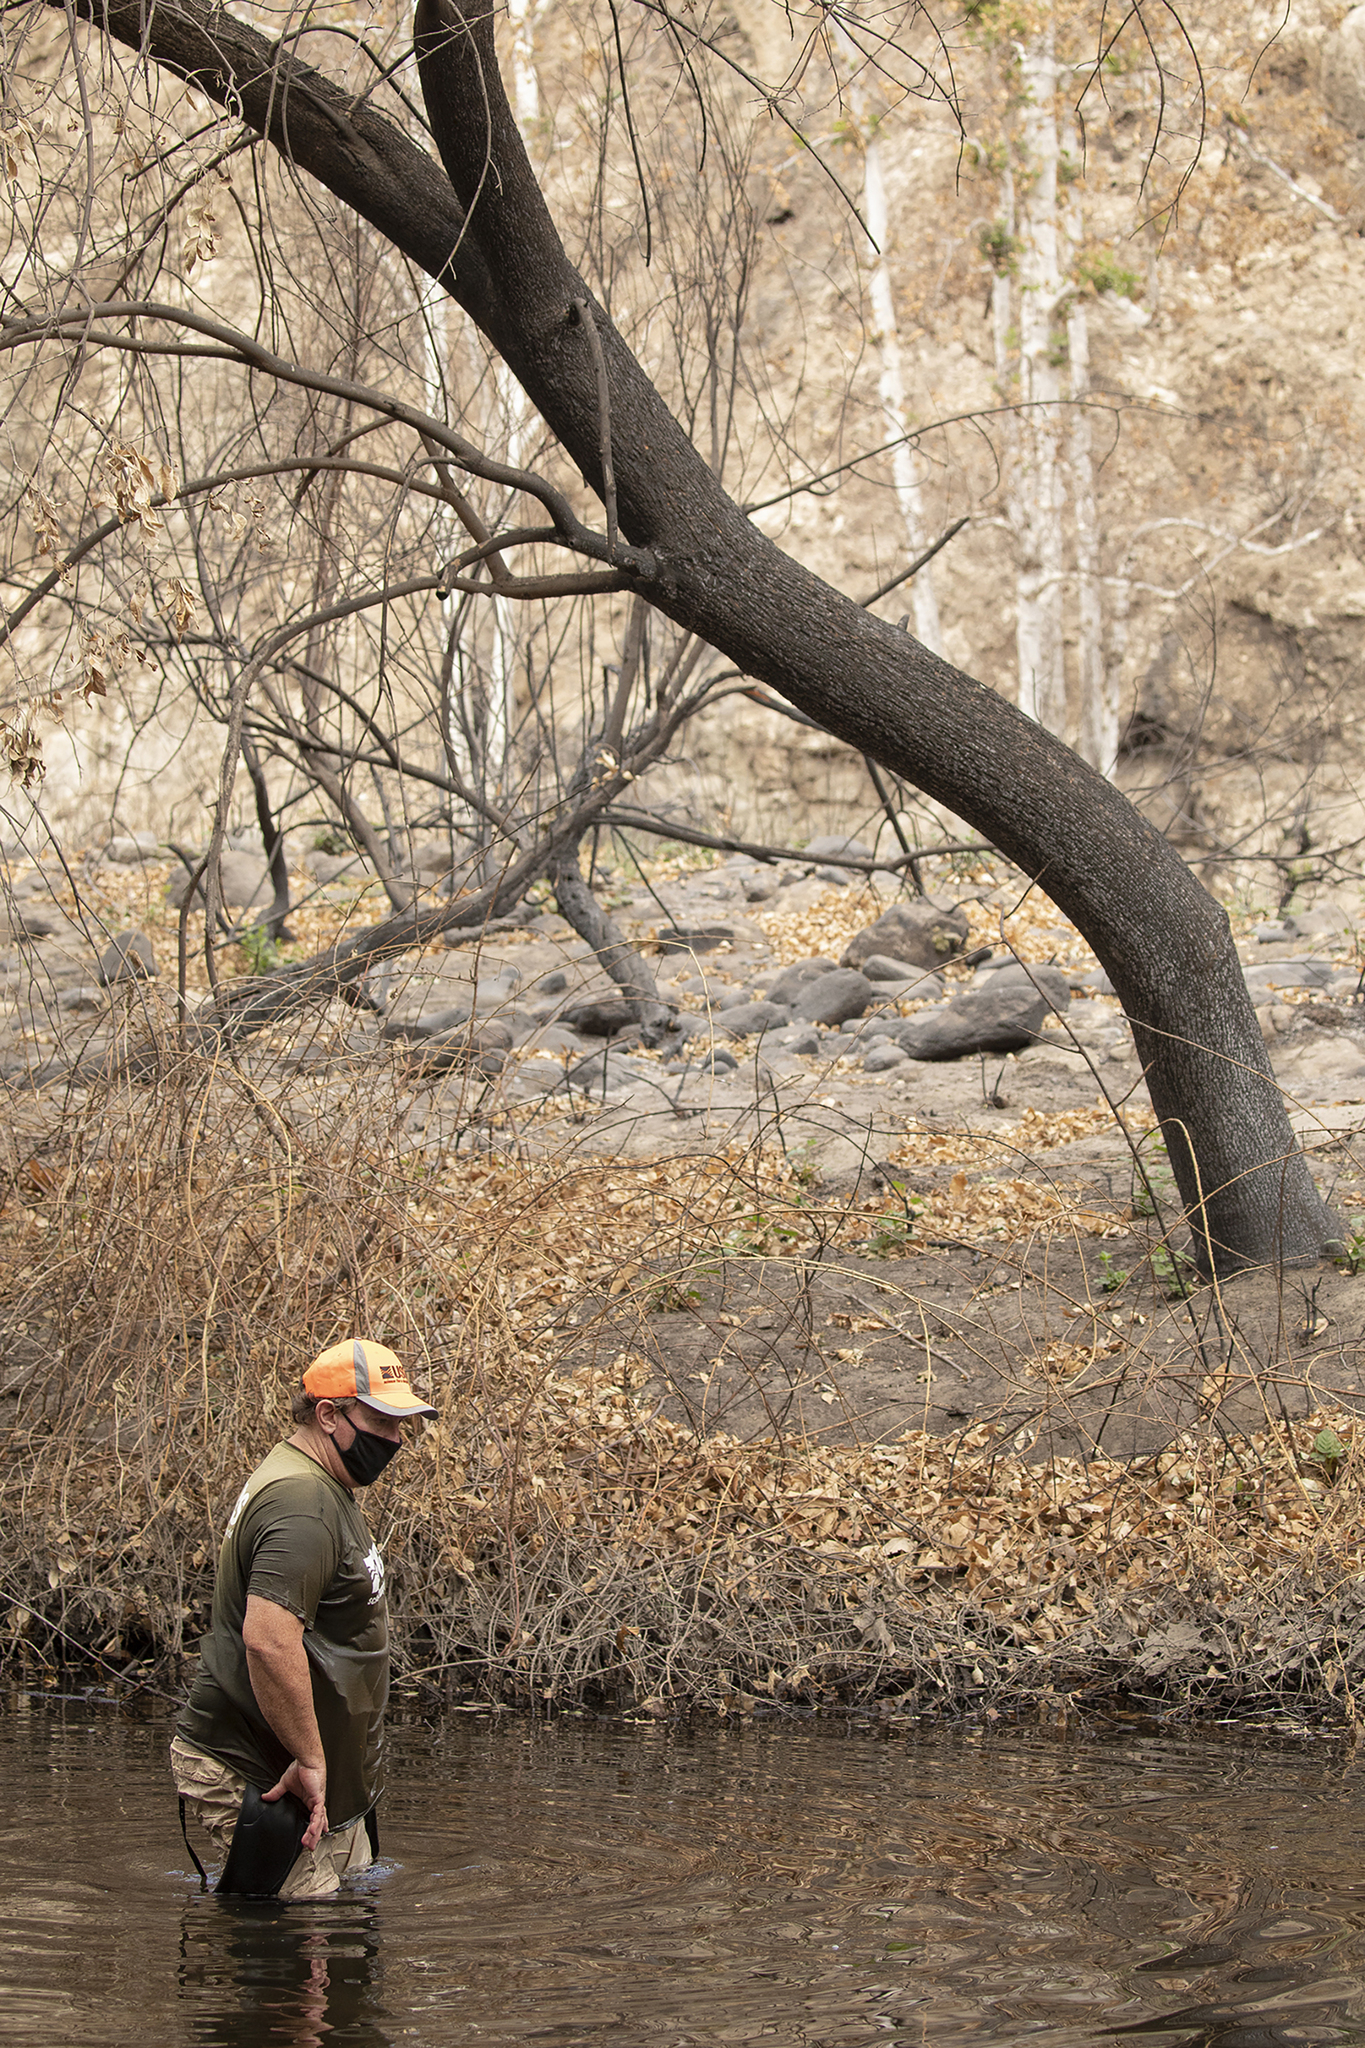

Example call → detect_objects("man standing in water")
171 1338 436 1898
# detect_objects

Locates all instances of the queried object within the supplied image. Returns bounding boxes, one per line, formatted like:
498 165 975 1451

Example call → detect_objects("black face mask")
335 1413 401 1486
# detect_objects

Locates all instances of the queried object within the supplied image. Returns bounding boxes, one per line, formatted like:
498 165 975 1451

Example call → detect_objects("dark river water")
2 1694 1363 2047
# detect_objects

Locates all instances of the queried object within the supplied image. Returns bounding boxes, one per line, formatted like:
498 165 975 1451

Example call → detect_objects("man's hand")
243 1594 330 1853
263 1757 328 1851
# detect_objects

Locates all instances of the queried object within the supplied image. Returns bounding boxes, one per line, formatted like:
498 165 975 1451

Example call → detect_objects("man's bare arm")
242 1593 328 1850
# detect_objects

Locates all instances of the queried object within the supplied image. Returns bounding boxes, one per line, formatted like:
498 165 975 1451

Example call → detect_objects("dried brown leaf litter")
0 1023 1361 1729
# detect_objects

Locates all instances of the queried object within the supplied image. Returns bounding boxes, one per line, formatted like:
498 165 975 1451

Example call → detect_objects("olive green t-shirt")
176 1442 389 1828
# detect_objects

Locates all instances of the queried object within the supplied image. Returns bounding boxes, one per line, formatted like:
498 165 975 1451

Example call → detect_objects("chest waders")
181 1788 380 1898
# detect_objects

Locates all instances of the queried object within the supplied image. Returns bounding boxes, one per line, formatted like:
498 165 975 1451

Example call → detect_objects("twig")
597 806 992 872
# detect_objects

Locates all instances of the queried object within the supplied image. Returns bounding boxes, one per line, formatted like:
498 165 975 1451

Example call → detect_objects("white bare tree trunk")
484 0 542 797
1061 111 1111 774
836 30 941 652
1010 30 1067 737
860 125 941 652
1068 291 1112 770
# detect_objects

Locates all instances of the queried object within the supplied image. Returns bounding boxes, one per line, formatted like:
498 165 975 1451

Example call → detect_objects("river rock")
841 898 969 971
97 931 156 986
896 982 1049 1061
104 834 158 864
407 1018 511 1076
166 851 270 910
566 1047 647 1091
806 834 873 861
976 961 1071 1013
564 997 646 1036
1244 957 1334 994
717 1000 791 1039
657 923 733 954
61 984 105 1013
765 957 840 1006
792 968 874 1027
770 1023 821 1056
382 1002 470 1041
860 952 935 983
868 974 944 1005
0 903 56 940
1284 907 1341 940
862 1040 908 1072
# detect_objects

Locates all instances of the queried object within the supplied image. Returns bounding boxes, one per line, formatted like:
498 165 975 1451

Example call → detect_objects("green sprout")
1097 1250 1129 1294
238 923 281 975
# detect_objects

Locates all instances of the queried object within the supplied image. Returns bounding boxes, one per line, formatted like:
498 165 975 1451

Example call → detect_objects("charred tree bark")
549 839 669 1035
241 739 292 942
55 0 1340 1274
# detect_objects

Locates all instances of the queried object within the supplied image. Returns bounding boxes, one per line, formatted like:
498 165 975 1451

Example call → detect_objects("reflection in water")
5 1695 1365 2046
177 1894 386 2047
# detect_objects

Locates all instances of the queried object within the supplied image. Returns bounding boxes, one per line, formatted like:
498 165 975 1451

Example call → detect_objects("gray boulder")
61 985 105 1013
660 1011 711 1051
520 1022 589 1056
406 1018 510 1077
792 968 875 1027
813 866 851 886
897 982 1049 1061
564 997 646 1036
566 1048 647 1091
472 973 521 1013
382 1002 470 1042
1284 908 1341 940
765 957 839 1007
1244 957 1334 994
657 923 732 954
0 903 56 940
976 961 1071 1013
309 851 367 885
863 1040 908 1072
841 898 969 971
717 1000 791 1039
770 1023 821 1056
861 952 937 983
97 931 156 986
805 834 873 861
166 851 270 910
105 834 158 864
867 975 944 1005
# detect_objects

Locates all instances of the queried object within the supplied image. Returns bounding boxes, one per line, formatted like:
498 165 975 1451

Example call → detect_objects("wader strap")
364 1804 380 1860
179 1795 210 1893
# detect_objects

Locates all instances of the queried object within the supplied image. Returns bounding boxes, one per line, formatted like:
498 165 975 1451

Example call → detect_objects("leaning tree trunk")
549 838 669 1035
61 0 1339 1275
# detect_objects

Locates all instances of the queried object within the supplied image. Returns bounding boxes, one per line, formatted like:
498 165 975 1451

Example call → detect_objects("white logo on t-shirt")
224 1482 251 1542
362 1539 386 1604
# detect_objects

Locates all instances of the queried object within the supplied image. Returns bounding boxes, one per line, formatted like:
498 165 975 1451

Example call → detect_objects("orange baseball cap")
303 1338 437 1418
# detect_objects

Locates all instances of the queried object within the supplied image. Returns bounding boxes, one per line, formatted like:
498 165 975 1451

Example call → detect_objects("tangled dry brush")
2 1004 1364 1728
